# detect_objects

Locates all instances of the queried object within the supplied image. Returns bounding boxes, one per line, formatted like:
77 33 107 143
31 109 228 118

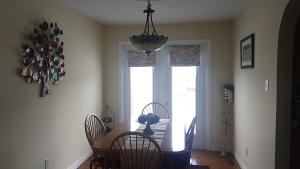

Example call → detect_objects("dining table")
92 118 187 155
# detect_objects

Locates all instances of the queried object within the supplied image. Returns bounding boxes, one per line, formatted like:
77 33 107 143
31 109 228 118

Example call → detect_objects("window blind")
168 45 200 66
127 50 156 67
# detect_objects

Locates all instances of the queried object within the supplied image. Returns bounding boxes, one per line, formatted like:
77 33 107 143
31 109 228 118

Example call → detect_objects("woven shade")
127 50 156 67
168 45 200 66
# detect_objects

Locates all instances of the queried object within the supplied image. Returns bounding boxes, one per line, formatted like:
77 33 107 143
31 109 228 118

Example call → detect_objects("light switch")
265 80 269 92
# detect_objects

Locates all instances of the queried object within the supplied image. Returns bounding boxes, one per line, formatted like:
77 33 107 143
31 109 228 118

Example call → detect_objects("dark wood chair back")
85 114 107 169
110 131 162 169
162 117 197 169
85 114 107 147
186 117 197 151
142 102 170 119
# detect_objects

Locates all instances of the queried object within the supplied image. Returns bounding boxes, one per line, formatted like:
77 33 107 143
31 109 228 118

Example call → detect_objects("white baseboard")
234 151 247 169
68 150 92 169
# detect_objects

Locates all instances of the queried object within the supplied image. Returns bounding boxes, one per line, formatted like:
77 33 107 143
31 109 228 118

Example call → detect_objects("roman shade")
127 50 156 67
168 45 200 66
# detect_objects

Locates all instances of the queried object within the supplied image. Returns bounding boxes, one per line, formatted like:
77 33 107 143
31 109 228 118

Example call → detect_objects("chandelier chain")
150 13 158 36
143 1 157 36
130 0 168 55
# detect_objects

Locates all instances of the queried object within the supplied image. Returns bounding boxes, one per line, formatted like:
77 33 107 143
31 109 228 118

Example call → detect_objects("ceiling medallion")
130 0 168 55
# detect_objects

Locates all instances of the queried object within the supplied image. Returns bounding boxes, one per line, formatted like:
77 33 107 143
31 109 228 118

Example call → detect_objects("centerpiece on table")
138 113 160 135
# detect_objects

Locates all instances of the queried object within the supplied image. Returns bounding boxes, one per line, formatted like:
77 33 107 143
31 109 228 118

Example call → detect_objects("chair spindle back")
110 131 161 169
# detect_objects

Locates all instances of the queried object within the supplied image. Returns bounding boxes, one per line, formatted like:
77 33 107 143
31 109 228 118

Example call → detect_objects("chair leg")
90 161 93 169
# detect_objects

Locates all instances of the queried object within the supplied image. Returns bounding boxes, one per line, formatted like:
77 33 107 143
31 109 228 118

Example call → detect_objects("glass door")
172 66 197 127
130 67 154 119
171 66 205 149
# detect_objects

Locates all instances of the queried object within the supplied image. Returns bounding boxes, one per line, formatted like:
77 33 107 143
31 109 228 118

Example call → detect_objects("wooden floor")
190 150 240 169
78 150 240 169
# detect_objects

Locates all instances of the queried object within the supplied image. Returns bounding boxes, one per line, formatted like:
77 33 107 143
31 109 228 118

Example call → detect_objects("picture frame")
240 33 255 69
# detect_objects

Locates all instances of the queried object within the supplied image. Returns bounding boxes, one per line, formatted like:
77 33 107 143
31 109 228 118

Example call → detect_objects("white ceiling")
64 0 249 25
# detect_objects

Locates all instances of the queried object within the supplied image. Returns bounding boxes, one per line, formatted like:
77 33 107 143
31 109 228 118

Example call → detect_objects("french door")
122 41 209 149
154 49 206 149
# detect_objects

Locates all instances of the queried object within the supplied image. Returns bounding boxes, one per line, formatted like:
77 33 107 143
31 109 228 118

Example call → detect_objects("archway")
276 0 300 169
290 18 300 169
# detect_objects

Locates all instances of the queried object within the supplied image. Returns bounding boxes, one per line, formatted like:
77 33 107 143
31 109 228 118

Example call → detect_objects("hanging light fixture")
130 0 168 55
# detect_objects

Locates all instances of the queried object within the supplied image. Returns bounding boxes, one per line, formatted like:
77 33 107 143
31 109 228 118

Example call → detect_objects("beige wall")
233 0 289 169
102 22 234 150
0 0 103 169
0 0 291 168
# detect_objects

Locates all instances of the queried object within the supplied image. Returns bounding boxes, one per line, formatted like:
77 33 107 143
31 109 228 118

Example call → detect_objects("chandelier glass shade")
130 1 168 55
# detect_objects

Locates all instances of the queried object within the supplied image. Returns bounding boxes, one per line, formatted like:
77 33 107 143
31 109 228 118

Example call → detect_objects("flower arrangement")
138 113 160 135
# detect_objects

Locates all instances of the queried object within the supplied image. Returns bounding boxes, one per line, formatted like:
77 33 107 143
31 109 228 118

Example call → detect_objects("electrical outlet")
45 159 49 169
245 148 249 157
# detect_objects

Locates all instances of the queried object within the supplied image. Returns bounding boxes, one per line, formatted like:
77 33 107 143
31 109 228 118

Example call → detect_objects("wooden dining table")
92 118 186 155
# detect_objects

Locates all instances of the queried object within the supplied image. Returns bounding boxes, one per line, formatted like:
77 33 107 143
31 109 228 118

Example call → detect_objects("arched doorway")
290 17 300 169
276 0 300 169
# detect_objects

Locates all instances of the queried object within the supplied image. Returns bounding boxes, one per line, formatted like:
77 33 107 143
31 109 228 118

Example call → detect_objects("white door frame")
117 40 212 150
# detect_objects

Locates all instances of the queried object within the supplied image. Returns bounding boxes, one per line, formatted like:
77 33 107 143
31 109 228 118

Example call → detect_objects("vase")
143 123 154 135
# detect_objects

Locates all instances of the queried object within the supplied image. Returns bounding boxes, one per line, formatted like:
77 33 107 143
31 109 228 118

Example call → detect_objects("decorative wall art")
20 21 66 97
240 33 255 69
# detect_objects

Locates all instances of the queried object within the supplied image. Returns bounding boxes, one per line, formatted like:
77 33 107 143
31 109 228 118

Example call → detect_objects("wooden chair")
109 131 162 169
85 114 107 169
142 102 170 119
164 117 197 169
185 117 197 151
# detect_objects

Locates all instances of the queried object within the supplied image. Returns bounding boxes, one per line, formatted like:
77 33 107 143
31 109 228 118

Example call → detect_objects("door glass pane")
130 67 153 119
172 67 196 127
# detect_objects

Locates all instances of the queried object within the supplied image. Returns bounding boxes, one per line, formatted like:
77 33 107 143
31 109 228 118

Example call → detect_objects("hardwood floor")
78 150 241 169
190 150 240 169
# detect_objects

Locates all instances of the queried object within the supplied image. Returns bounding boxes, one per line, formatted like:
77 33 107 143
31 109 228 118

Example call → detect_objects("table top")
92 118 186 154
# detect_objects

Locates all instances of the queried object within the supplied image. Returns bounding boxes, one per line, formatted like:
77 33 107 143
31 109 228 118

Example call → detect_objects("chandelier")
130 0 168 55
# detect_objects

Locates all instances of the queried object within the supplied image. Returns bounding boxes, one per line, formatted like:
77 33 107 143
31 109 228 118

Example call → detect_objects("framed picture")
240 34 255 69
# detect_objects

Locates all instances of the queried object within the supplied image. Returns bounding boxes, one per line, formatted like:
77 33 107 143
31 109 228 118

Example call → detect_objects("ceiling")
64 0 249 25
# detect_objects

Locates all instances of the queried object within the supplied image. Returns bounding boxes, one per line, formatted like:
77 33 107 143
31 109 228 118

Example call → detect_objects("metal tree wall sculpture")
20 21 66 97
